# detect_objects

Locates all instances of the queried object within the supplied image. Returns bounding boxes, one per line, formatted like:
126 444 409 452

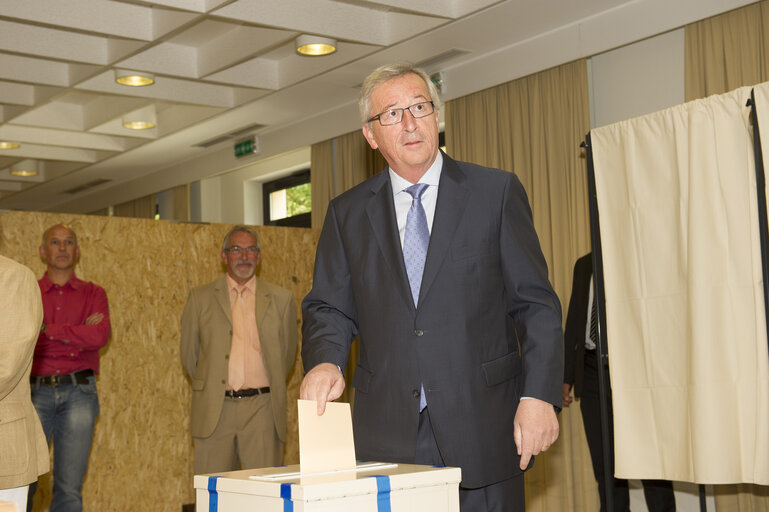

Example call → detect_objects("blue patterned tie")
403 183 430 306
403 183 430 411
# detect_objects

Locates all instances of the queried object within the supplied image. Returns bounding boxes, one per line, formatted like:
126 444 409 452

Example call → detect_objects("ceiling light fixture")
0 141 20 149
122 106 157 130
115 69 155 87
122 120 156 130
9 160 39 177
296 35 337 56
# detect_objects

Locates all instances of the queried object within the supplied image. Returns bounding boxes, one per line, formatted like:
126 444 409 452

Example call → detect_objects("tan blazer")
0 255 49 489
180 275 297 441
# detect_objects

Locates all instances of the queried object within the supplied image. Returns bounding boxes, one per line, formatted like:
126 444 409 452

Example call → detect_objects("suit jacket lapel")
213 275 232 325
365 171 416 310
254 278 271 327
419 154 469 303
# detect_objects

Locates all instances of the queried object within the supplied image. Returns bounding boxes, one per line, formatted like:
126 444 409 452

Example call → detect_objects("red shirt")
32 273 110 377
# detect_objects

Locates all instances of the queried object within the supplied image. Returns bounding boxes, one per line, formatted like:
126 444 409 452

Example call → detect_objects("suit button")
412 389 420 398
221 380 226 384
225 355 229 360
414 329 424 337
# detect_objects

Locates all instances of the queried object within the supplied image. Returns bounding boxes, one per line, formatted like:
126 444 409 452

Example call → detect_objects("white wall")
589 28 685 129
192 146 310 225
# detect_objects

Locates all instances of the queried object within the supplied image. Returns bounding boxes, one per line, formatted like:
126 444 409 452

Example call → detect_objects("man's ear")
38 245 46 262
361 124 378 150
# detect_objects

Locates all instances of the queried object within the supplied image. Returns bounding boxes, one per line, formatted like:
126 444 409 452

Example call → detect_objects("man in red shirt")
27 224 110 512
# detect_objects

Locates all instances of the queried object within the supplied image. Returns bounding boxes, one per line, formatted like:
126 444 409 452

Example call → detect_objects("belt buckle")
50 375 60 386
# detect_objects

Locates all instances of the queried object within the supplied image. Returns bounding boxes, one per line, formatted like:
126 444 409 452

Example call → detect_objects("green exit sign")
234 137 259 158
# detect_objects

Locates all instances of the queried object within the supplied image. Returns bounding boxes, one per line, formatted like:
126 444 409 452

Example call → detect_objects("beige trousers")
193 393 282 474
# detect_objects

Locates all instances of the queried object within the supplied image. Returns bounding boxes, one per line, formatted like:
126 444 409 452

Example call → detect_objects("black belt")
31 369 94 387
225 387 270 399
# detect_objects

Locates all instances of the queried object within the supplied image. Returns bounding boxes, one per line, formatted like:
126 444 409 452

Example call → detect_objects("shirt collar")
226 274 256 295
388 150 443 194
40 272 81 292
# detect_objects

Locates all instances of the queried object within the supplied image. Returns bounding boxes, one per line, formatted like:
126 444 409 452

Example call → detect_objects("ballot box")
194 462 461 511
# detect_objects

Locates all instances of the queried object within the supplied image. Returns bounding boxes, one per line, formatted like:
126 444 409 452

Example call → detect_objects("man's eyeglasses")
367 101 435 126
225 245 259 255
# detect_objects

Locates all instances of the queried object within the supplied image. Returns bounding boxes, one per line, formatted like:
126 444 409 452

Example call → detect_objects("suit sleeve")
0 265 42 402
301 201 359 373
563 257 583 386
180 289 201 380
281 292 298 372
499 172 564 408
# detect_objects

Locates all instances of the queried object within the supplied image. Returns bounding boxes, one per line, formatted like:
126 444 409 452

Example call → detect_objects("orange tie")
227 286 247 391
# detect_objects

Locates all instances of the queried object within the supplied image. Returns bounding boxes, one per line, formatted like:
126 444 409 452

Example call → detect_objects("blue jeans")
28 375 99 512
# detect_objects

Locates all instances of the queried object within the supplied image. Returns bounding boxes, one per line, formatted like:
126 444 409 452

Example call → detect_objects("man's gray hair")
221 225 261 252
358 63 441 124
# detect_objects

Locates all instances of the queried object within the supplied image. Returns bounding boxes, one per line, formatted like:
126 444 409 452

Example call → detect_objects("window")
262 169 311 227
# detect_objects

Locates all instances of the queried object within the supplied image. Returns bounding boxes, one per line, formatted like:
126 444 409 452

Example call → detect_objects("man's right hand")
300 362 345 415
85 312 104 325
562 383 573 408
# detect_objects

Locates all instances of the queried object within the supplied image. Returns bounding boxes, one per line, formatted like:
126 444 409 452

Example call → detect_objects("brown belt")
224 387 270 398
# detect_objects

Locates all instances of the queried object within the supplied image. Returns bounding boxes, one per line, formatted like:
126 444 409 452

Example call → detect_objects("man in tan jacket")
181 226 297 475
0 255 49 511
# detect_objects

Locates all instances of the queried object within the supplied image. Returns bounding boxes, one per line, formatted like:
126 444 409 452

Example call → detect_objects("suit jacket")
0 255 49 489
180 275 297 441
302 152 564 488
563 253 598 398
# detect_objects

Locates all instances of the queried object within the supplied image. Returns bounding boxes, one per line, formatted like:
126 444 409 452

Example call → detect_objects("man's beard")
232 261 254 279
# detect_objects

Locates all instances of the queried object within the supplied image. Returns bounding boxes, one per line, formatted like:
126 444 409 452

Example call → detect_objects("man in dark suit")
563 252 675 511
300 63 564 511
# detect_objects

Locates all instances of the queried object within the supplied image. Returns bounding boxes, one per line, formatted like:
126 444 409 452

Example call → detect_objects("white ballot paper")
297 399 356 475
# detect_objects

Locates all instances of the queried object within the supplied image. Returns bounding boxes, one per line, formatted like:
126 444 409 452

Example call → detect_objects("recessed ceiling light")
10 168 37 177
9 160 39 177
296 35 337 56
122 120 156 130
115 69 155 86
0 141 20 149
122 106 157 130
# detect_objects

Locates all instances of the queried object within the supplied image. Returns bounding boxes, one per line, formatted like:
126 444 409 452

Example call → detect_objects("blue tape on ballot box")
207 476 221 512
281 482 293 511
370 475 392 512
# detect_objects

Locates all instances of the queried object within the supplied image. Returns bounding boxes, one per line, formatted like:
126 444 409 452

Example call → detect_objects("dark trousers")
581 350 676 512
414 407 524 512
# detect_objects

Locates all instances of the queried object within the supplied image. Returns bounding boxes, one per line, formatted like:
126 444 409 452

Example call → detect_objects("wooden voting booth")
0 211 318 512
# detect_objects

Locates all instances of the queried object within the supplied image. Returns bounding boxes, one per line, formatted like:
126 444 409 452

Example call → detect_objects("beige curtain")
113 194 156 219
687 5 769 507
685 0 769 101
310 138 333 230
310 131 374 231
445 59 594 511
591 85 769 485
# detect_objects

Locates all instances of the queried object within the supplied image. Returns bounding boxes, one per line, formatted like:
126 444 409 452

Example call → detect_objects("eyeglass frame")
224 245 259 255
366 100 435 126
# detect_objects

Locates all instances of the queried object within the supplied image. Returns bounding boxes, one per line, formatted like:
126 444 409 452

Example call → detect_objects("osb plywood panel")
0 211 317 512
